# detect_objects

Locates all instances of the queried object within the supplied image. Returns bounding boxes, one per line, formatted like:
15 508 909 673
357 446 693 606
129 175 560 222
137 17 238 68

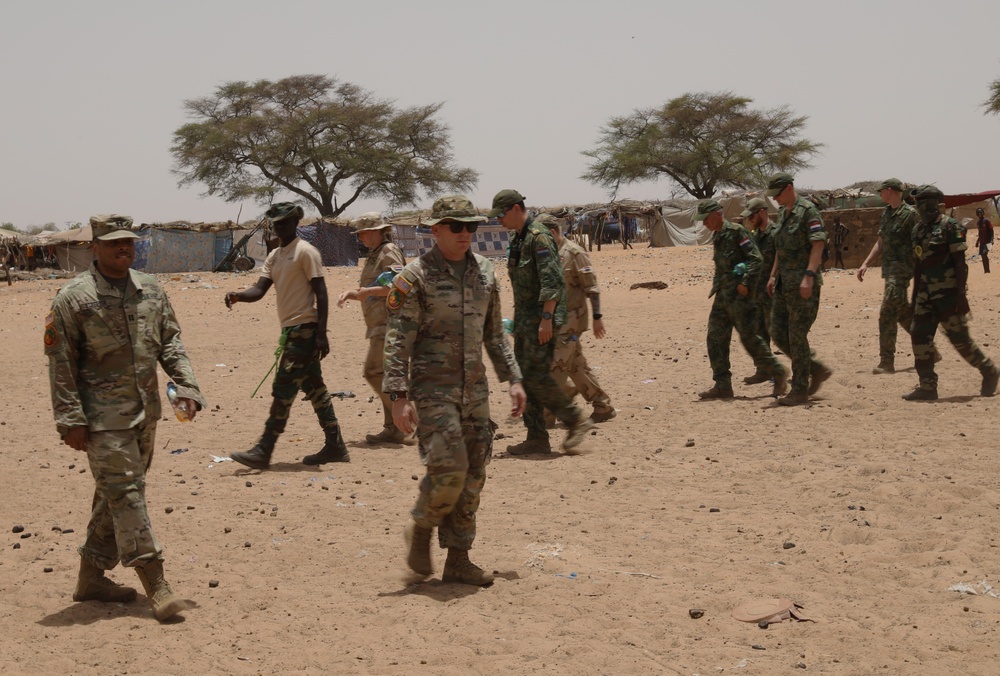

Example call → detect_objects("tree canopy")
984 77 1000 116
581 92 822 199
171 74 478 218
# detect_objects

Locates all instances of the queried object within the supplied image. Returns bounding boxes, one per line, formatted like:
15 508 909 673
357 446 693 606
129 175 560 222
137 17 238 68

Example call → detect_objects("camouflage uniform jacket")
359 240 406 338
710 220 763 300
912 214 967 301
774 196 827 290
507 217 567 333
44 263 206 434
383 246 521 405
878 202 919 280
558 237 599 335
753 220 779 299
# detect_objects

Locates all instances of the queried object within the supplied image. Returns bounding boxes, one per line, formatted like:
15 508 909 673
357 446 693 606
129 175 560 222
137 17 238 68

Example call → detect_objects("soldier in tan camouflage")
45 214 205 622
336 212 412 445
537 214 616 422
384 195 526 586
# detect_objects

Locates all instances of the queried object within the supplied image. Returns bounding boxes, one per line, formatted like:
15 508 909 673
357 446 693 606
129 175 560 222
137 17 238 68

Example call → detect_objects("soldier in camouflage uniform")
741 197 780 385
857 178 938 374
45 214 205 622
383 195 526 586
226 203 350 469
537 214 616 422
765 173 834 406
336 212 412 445
902 185 1000 400
695 200 788 399
491 189 593 455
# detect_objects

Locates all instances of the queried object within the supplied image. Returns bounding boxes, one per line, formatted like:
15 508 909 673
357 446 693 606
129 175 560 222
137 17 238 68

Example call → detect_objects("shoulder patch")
386 289 404 310
43 312 58 347
739 237 752 250
535 246 551 259
393 274 413 294
390 265 404 273
808 221 824 233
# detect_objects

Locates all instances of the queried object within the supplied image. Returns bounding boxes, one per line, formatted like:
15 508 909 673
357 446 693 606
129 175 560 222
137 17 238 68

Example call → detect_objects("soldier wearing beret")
695 199 787 399
765 173 834 406
336 212 411 445
903 186 999 400
226 202 350 469
45 214 205 621
857 178 937 374
383 195 526 585
491 189 593 455
741 197 780 385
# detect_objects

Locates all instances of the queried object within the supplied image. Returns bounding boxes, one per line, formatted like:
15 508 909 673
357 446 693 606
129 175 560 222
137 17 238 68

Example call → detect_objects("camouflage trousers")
363 334 393 427
911 290 994 390
879 277 915 364
514 330 585 442
265 324 340 436
411 399 494 550
708 294 783 388
552 327 613 413
79 424 162 570
771 285 829 394
754 293 773 348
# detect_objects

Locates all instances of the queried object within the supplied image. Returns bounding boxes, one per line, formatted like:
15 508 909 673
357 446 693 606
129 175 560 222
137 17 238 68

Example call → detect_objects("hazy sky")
3 0 998 229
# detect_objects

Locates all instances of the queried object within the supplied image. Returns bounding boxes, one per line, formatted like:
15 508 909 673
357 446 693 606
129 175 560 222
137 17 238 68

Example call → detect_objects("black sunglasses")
448 222 479 234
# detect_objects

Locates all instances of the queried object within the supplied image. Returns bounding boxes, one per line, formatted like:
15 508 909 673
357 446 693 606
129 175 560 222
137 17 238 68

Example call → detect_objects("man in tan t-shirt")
224 202 350 469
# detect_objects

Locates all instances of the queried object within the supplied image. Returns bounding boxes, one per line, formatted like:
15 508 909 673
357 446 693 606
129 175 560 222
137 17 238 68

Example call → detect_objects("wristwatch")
389 392 407 401
593 313 603 320
803 269 816 278
541 311 553 320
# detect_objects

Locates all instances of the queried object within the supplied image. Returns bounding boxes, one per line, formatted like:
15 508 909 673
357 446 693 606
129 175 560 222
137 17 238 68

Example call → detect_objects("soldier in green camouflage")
741 197 781 385
857 178 938 374
695 200 788 399
491 189 593 455
45 214 205 622
765 173 834 406
383 195 526 586
902 185 1000 400
336 212 411 446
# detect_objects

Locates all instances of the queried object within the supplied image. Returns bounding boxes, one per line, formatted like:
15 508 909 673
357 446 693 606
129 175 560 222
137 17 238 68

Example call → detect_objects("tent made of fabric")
296 222 359 267
132 228 216 273
46 225 94 242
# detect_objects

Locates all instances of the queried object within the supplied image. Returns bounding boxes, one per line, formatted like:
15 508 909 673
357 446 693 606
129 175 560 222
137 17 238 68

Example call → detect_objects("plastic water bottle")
373 270 397 287
166 382 190 422
502 318 514 334
732 262 747 278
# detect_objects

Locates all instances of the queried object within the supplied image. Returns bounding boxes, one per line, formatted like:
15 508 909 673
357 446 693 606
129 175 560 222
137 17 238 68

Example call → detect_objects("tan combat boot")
73 559 137 603
404 523 433 578
442 548 494 586
366 425 417 446
135 560 194 621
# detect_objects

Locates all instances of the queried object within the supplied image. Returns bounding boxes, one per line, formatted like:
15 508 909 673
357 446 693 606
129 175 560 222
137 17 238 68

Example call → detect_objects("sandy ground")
2 244 1000 675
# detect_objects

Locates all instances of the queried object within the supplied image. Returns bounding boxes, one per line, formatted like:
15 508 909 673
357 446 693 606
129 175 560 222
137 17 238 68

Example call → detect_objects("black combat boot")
302 426 350 465
230 431 278 470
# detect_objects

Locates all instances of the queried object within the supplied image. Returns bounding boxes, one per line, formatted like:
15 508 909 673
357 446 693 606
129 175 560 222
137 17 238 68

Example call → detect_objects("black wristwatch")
389 392 407 401
803 269 816 278
593 313 603 320
541 311 553 320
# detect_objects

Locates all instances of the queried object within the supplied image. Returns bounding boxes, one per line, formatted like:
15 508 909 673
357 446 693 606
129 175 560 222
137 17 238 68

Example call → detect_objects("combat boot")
134 560 194 622
771 368 789 398
902 387 938 401
365 425 416 446
230 431 278 470
698 385 734 400
404 523 433 578
590 407 618 423
506 439 552 456
777 391 810 407
872 361 895 375
303 426 350 465
73 559 137 603
442 548 494 586
563 416 595 453
743 371 770 385
981 365 1000 397
807 365 833 395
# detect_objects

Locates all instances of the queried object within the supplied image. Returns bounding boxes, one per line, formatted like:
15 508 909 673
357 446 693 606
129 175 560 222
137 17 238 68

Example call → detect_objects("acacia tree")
985 77 1000 116
582 92 822 199
171 74 478 218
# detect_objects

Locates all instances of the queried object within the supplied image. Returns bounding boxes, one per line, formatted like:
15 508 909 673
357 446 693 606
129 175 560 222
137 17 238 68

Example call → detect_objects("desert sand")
2 244 1000 675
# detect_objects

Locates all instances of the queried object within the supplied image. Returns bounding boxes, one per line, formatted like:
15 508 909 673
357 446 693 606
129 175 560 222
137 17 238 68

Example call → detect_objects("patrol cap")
764 172 795 197
488 189 526 217
740 197 769 218
265 202 304 224
90 214 138 241
536 213 566 231
422 195 487 226
695 199 723 221
909 185 944 203
877 177 904 192
351 212 390 234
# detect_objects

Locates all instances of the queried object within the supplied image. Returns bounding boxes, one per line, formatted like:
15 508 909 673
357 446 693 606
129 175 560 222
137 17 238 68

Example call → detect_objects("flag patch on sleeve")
808 221 824 233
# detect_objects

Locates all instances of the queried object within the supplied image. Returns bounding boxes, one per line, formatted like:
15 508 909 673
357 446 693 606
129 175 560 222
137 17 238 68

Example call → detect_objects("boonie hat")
764 172 795 197
535 213 567 231
740 197 769 218
423 195 487 226
910 185 944 203
488 189 526 217
265 202 305 223
695 199 723 221
877 178 904 192
90 214 138 241
352 212 390 234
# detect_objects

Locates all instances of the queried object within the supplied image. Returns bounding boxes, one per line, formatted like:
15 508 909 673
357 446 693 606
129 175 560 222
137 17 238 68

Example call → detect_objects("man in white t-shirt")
224 202 350 469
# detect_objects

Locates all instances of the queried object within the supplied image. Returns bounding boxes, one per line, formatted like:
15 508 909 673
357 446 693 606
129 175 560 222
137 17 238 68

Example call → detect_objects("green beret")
487 189 526 218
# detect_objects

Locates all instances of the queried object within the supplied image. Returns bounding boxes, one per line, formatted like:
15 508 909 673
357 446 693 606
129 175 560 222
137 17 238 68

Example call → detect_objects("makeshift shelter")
295 220 358 267
45 225 95 272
